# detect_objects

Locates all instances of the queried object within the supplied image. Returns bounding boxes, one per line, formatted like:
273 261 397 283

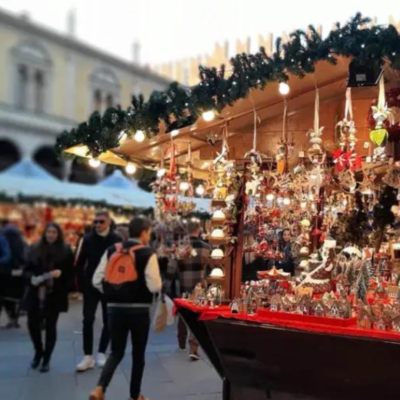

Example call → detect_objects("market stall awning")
96 170 210 211
2 158 58 181
0 160 147 209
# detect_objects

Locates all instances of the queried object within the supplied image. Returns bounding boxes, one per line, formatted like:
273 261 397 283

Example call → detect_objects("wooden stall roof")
66 58 400 178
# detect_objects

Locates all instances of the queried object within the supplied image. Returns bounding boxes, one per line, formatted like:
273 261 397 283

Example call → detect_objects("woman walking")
23 223 73 372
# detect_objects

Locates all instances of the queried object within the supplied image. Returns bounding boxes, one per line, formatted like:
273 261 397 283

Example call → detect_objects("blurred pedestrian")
75 211 121 372
164 220 211 360
23 223 74 373
115 224 129 242
0 228 11 324
89 216 162 400
0 219 27 328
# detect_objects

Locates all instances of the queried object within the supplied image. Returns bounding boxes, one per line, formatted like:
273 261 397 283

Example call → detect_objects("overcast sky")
0 0 399 66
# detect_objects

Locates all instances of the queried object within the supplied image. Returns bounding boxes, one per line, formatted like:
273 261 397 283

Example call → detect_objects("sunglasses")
94 220 107 225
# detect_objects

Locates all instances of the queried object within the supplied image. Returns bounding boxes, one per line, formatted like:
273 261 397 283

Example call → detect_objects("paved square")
0 301 222 400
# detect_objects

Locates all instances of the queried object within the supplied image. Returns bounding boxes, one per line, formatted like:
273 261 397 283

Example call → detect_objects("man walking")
165 220 211 360
75 211 120 372
89 216 162 400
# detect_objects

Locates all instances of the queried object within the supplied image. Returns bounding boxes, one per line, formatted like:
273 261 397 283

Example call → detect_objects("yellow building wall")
0 23 165 122
0 26 19 103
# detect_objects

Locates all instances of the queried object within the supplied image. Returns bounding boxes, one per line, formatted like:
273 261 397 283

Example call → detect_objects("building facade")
0 9 169 183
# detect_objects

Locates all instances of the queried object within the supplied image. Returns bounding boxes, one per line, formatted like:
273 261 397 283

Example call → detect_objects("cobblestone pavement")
0 301 222 400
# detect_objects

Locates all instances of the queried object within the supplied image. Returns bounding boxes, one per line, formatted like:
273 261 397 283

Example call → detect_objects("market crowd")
0 211 212 400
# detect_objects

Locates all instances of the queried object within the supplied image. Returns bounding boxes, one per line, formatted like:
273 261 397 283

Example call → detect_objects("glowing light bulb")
279 82 290 95
309 194 315 201
283 198 291 206
300 201 307 209
157 168 166 178
202 110 215 122
180 181 190 191
171 129 180 137
125 163 137 175
266 193 275 202
88 158 100 169
196 185 205 196
134 130 145 142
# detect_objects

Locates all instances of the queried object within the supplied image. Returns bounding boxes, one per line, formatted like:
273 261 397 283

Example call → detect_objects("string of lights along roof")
56 13 400 158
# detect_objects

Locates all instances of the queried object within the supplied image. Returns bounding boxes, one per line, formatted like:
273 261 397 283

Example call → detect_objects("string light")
125 163 137 175
300 202 307 209
180 181 190 191
196 185 205 196
279 82 290 95
157 168 166 178
134 130 145 142
283 198 291 206
88 158 100 169
202 110 215 122
170 129 180 137
266 193 275 201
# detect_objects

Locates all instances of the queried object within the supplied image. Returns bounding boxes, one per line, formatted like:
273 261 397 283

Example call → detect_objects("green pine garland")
56 13 400 158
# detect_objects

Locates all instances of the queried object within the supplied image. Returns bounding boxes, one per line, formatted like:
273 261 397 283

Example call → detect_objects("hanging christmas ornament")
276 100 290 174
307 89 324 157
214 124 229 165
244 111 266 166
370 75 393 147
336 88 357 150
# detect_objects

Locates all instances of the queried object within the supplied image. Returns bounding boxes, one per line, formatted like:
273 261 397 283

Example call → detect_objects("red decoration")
332 150 362 172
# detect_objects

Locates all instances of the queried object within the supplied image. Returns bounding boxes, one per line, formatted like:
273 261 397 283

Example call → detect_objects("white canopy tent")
0 160 210 211
96 170 210 212
0 159 144 208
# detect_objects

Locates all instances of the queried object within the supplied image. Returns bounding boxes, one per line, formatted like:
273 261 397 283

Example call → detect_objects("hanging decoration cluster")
56 13 400 158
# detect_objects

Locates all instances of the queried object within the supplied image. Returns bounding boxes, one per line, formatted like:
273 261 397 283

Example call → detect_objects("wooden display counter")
175 299 400 400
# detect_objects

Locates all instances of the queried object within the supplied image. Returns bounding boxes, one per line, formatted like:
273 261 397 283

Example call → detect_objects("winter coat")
0 233 10 272
22 243 74 313
2 225 27 269
75 230 121 291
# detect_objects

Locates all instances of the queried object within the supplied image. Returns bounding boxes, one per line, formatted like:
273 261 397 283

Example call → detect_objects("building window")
90 67 120 114
106 94 113 108
94 89 102 112
16 64 28 109
11 41 52 113
34 70 45 113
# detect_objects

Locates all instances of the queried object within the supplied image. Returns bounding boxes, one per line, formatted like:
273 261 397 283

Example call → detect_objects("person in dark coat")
276 228 296 275
0 220 26 328
75 210 121 372
23 222 73 373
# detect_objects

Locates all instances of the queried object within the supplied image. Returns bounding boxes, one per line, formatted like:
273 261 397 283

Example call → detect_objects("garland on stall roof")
56 13 400 157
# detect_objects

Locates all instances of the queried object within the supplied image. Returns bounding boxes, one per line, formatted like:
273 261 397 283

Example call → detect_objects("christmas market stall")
0 159 154 246
57 14 400 399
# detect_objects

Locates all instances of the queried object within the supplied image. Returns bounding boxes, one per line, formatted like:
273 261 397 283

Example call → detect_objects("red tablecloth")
174 299 400 343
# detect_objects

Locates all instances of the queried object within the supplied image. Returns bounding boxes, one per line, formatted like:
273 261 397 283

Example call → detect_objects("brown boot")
89 386 105 400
